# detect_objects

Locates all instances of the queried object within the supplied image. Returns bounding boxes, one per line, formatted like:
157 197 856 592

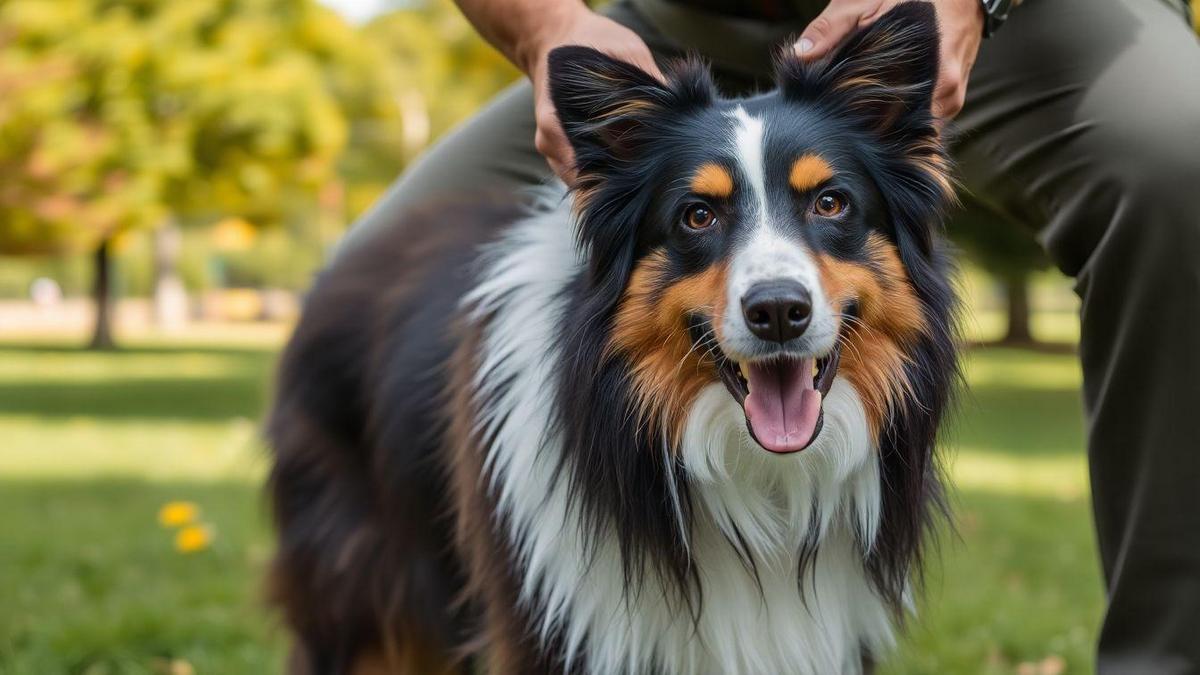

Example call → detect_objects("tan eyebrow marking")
690 162 734 198
789 154 835 192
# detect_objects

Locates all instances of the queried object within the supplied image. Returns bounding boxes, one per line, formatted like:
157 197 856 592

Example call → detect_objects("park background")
1 1 1196 673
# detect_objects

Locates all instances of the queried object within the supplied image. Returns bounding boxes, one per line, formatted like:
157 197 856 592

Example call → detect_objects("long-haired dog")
267 3 958 673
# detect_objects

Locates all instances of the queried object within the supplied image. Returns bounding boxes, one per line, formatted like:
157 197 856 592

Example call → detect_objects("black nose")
741 280 812 343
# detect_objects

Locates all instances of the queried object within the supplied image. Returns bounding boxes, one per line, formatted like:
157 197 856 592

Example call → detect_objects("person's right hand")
516 5 663 186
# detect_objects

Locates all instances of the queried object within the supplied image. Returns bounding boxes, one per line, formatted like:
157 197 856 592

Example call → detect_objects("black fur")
544 1 956 616
268 3 958 670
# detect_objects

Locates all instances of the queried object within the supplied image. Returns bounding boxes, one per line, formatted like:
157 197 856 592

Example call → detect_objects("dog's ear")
547 46 675 164
778 2 940 138
777 3 951 256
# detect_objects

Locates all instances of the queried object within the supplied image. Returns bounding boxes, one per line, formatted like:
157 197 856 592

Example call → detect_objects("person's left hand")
793 0 984 119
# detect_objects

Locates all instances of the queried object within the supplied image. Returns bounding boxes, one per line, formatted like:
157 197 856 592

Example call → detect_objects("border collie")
267 3 958 673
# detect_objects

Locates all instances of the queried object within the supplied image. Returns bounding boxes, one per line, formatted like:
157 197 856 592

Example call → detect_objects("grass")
0 332 1102 674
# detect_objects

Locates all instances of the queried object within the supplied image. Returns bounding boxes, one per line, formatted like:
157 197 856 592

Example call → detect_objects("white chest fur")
465 200 894 675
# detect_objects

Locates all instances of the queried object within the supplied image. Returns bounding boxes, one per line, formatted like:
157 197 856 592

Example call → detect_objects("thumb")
795 3 864 61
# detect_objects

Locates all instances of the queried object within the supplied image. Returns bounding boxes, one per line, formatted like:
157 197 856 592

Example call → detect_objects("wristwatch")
980 0 1014 37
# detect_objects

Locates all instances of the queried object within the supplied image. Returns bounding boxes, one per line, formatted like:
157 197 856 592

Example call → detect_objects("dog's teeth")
735 362 750 392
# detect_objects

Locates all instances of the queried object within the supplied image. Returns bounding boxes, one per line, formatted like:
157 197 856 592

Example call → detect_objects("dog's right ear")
547 46 675 165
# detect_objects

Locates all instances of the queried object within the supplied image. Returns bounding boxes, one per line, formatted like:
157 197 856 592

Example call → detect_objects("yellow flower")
157 501 200 528
174 525 214 554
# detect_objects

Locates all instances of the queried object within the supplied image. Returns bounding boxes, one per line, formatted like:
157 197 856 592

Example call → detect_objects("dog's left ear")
547 46 678 166
779 3 951 256
779 2 940 138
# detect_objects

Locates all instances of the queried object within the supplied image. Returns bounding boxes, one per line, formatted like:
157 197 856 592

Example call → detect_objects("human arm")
453 0 664 184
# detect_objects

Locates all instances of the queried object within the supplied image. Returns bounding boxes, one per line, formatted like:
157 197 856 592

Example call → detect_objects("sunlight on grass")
0 416 266 481
963 349 1083 391
964 309 1081 345
0 350 248 381
952 450 1088 501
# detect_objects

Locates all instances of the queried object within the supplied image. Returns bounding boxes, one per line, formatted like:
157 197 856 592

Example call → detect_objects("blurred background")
0 1 1195 673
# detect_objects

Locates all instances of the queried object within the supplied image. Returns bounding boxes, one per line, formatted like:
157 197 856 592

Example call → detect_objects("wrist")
514 2 590 76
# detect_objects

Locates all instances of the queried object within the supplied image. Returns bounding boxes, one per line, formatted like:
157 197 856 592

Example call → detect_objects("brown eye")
683 203 716 230
813 192 846 217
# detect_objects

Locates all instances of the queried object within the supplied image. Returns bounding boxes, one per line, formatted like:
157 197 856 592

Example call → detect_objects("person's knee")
1065 116 1200 283
1109 130 1200 214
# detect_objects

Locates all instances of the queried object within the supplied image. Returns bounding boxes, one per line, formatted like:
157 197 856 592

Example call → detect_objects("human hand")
516 6 664 185
794 0 983 119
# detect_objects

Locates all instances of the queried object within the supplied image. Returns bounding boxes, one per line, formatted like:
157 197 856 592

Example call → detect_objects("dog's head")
550 2 953 450
547 2 957 605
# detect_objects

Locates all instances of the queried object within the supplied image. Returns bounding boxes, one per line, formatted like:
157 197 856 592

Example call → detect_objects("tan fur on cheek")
610 251 729 447
816 233 927 435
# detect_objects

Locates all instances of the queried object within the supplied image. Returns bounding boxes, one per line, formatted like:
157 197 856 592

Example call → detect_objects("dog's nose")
741 280 812 343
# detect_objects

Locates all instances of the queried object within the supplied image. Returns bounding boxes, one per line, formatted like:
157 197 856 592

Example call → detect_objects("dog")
267 3 958 673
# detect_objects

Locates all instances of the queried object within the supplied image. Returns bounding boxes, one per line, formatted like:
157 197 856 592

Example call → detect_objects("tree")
0 0 399 347
362 0 517 161
949 195 1049 346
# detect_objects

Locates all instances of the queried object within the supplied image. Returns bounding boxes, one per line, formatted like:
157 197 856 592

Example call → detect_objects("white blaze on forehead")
721 107 838 358
728 106 768 225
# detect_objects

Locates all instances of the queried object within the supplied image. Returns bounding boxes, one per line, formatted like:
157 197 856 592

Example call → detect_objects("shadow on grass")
949 385 1086 458
0 377 271 421
967 340 1079 355
0 343 279 422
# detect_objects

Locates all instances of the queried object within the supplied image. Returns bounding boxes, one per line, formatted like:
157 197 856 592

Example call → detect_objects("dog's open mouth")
690 316 847 455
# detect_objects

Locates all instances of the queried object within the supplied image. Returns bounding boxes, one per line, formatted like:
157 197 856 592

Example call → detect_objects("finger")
629 50 665 82
555 159 578 187
795 2 869 61
535 118 578 185
932 66 967 119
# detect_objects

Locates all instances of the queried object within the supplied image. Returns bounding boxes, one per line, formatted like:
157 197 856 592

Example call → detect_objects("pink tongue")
744 358 822 454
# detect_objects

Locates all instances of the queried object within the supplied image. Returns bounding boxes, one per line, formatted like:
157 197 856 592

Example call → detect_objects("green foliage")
217 227 324 289
0 0 400 254
340 0 520 203
363 0 518 155
0 0 520 303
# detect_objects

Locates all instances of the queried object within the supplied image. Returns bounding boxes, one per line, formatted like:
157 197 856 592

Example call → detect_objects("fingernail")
798 38 814 54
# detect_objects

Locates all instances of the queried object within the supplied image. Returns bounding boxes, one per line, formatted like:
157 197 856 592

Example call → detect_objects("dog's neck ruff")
464 193 895 675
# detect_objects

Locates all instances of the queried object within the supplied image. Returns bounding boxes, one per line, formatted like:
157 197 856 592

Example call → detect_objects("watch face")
983 0 1014 19
982 0 1013 36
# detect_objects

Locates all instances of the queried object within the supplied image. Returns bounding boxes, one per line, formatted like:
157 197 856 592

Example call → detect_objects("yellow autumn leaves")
157 501 215 553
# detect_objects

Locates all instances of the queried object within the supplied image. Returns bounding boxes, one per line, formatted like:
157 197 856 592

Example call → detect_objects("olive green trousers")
345 0 1200 671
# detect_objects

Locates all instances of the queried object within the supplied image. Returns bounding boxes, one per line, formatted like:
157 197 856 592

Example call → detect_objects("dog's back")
267 198 518 674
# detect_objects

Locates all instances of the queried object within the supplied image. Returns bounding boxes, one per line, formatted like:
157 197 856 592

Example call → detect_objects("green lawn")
0 336 1102 674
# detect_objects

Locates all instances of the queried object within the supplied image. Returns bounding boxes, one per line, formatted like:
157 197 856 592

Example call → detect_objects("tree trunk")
89 237 115 350
1002 272 1034 346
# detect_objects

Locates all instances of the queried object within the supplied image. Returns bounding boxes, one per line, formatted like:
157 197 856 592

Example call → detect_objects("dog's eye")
683 203 717 230
813 192 847 218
